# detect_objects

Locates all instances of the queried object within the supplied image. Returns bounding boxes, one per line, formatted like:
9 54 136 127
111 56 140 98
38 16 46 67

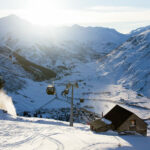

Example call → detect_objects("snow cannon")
46 85 56 95
0 76 5 89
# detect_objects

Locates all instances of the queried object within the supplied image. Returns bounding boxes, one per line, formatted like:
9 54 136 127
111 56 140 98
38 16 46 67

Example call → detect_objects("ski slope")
0 113 150 150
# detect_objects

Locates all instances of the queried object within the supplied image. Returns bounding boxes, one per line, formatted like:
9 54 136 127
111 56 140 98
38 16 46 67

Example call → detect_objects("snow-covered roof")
101 118 112 124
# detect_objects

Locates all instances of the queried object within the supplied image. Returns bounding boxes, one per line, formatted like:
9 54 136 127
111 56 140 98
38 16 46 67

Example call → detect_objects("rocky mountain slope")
0 46 56 92
97 28 150 97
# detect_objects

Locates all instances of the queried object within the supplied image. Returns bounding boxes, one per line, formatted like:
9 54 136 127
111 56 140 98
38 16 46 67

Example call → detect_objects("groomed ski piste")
0 94 150 150
0 112 150 150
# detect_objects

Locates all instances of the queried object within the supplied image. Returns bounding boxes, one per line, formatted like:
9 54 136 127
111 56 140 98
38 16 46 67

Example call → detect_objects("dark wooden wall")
117 114 147 136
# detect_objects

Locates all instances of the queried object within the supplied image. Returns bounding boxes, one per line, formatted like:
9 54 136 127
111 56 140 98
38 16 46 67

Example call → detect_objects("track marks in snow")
41 134 64 150
0 122 64 150
81 142 118 150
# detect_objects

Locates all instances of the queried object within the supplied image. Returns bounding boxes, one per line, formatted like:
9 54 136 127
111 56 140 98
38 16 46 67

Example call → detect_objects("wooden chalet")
90 105 147 136
104 105 147 136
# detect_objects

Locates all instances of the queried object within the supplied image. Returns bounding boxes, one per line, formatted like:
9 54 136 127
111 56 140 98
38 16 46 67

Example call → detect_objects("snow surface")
0 114 150 150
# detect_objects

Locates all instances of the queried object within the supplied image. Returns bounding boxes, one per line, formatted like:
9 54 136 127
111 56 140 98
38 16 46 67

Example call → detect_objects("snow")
0 114 150 150
101 118 112 125
97 29 150 98
0 90 16 116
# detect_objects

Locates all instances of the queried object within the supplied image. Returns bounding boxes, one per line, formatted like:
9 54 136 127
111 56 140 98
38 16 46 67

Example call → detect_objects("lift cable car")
46 84 56 95
80 98 84 103
61 88 69 96
64 88 69 95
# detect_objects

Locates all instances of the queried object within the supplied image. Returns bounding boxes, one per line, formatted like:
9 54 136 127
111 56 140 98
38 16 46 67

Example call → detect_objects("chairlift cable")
57 96 99 120
36 96 58 111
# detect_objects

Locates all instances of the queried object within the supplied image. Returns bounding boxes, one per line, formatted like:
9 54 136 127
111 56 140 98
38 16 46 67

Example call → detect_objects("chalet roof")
104 105 133 129
90 119 106 127
90 119 110 130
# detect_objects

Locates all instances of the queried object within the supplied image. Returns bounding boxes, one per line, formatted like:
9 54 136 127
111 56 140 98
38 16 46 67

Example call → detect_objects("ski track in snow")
40 134 64 150
81 143 118 150
0 116 150 150
0 123 64 150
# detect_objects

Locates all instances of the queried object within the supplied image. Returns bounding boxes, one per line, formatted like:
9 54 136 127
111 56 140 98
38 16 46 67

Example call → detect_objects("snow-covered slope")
97 28 150 97
51 24 127 53
0 46 56 92
0 15 128 71
130 25 150 36
0 113 150 150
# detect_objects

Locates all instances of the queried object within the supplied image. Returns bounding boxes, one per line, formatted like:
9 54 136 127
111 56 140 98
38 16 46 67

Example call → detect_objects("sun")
24 0 67 26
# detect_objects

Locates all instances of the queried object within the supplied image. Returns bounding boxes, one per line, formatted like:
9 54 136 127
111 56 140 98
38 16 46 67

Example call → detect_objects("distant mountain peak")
0 14 31 27
0 14 20 21
130 25 150 36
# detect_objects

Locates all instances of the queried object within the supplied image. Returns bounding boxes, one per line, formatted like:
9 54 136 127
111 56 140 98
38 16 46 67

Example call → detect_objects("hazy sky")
0 0 150 33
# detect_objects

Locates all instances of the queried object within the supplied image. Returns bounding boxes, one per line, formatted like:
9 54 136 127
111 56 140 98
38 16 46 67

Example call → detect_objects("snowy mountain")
0 15 128 71
97 28 150 97
130 25 150 36
0 15 150 125
0 46 56 91
51 24 127 53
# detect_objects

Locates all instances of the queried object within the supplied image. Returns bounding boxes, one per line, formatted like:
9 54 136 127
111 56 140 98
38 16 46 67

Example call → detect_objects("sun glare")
25 0 68 26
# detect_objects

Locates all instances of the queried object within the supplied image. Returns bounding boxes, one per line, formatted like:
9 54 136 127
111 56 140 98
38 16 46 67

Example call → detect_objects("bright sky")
0 0 150 33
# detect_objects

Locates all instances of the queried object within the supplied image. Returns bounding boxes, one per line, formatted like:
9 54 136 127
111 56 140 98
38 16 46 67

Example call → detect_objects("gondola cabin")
80 98 84 103
46 85 56 95
64 88 69 95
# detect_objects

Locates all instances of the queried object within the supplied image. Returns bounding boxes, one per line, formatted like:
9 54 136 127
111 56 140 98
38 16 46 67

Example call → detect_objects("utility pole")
70 85 74 126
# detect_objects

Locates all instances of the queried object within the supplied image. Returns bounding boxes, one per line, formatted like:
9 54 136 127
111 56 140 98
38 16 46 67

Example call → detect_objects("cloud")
0 5 149 33
89 6 146 12
84 6 150 23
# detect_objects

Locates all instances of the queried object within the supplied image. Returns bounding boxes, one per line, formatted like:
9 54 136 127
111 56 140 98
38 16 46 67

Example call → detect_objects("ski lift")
66 83 71 89
64 88 69 95
46 85 56 95
80 98 84 103
0 76 5 89
61 88 69 96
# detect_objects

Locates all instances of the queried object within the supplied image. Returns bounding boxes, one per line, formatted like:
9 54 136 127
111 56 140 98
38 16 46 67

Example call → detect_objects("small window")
129 120 136 131
131 120 136 126
130 120 136 126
